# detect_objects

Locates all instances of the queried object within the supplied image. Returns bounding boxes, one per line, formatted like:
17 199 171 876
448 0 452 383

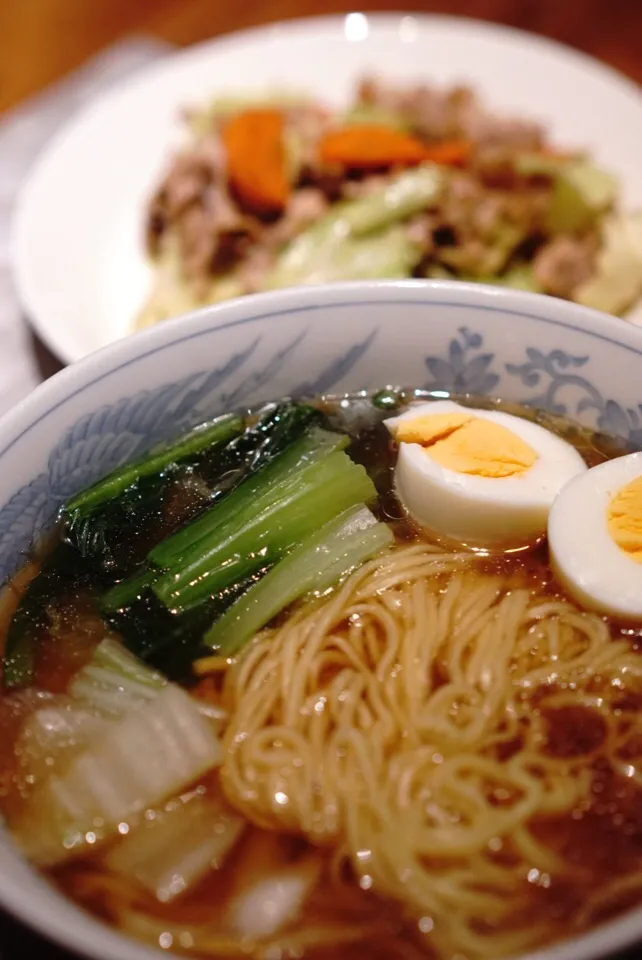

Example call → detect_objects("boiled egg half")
385 400 587 550
548 451 642 620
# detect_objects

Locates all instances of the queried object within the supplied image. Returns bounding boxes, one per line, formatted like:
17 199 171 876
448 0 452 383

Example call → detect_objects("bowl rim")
4 278 642 464
2 279 642 960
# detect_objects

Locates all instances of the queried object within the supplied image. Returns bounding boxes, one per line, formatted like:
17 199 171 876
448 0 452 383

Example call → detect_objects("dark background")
1 0 642 957
2 0 642 113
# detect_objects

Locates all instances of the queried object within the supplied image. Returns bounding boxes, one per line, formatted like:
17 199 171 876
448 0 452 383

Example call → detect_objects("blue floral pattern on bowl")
0 328 376 584
1 291 641 587
425 326 642 447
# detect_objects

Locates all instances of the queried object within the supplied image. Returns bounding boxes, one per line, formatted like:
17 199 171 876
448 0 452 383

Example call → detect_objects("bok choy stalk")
95 403 325 607
154 448 375 613
204 506 393 656
148 425 348 569
104 794 245 903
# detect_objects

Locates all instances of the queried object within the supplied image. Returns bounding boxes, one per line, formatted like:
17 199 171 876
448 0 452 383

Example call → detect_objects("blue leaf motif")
461 354 500 394
46 341 263 502
425 356 454 383
525 347 546 365
0 474 54 584
448 339 465 375
569 355 590 368
460 327 482 349
293 329 377 397
475 372 500 393
222 331 308 408
505 362 530 378
424 328 500 395
170 340 261 422
598 400 634 441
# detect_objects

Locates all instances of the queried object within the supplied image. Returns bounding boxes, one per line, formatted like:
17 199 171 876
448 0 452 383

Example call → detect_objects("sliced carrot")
222 108 290 213
422 140 473 166
318 124 428 169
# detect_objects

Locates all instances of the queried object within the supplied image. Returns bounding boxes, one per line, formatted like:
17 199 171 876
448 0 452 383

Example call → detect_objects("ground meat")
533 234 599 298
357 76 544 151
147 133 259 292
264 188 329 248
141 76 596 314
358 76 476 141
287 103 332 170
176 184 257 293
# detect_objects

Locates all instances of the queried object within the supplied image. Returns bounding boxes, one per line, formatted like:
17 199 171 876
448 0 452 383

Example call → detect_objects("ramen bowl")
0 279 641 960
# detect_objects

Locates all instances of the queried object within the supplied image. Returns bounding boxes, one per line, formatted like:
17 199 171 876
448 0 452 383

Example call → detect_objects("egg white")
385 400 588 550
548 451 642 620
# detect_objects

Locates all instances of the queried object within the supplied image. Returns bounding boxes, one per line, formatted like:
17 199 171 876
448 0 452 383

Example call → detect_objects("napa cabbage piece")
546 160 618 235
267 165 444 288
69 638 167 717
105 793 244 903
13 642 222 866
575 213 642 316
342 102 411 131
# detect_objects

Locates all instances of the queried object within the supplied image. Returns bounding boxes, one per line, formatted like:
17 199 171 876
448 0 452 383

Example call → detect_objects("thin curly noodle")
220 542 641 959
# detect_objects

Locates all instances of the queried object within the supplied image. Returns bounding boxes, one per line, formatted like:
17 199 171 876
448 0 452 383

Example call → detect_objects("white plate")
12 13 642 365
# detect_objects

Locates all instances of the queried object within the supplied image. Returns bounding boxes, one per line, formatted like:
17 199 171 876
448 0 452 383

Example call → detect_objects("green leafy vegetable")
67 413 243 516
149 425 347 569
268 166 443 288
547 160 617 235
342 103 411 131
154 448 376 613
204 505 393 656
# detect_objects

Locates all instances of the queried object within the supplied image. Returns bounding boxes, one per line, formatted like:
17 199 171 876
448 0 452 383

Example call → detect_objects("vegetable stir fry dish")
139 77 642 327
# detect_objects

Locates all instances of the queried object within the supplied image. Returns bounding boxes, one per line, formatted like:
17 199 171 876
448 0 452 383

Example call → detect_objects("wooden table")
1 0 642 958
1 0 642 112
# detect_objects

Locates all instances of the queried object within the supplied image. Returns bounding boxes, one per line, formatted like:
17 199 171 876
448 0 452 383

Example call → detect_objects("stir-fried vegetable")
575 213 642 315
222 108 290 212
546 160 618 235
268 166 443 289
318 124 429 168
139 77 642 327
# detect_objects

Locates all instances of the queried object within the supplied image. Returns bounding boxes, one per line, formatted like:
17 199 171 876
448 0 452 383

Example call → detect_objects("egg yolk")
607 475 642 563
396 412 538 478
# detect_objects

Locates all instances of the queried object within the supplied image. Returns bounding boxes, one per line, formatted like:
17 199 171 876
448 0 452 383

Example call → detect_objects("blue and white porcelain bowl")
0 279 641 960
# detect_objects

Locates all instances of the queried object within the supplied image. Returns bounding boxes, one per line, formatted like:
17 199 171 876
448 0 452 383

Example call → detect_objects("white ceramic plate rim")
11 12 642 366
1 280 642 960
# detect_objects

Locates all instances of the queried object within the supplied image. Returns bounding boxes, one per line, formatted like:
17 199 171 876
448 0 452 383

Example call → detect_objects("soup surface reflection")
1 390 642 960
